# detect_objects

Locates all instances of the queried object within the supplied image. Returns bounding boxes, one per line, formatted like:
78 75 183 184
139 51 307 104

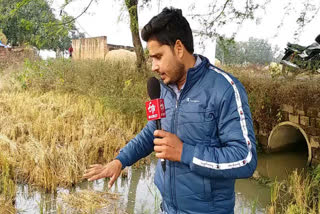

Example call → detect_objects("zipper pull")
176 100 178 108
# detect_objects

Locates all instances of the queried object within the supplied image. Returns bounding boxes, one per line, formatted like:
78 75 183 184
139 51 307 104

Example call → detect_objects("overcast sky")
45 0 320 60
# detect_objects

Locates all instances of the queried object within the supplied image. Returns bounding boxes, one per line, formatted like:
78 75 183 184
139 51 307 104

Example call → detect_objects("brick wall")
281 104 320 163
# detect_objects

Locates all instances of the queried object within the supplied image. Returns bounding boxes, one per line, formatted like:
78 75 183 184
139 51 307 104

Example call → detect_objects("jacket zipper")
161 82 188 211
165 85 179 211
173 85 190 211
173 98 179 211
165 85 186 210
162 85 177 210
171 92 178 210
159 58 206 212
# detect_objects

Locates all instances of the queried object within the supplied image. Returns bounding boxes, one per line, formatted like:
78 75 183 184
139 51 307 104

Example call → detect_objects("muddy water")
256 150 308 181
15 151 308 214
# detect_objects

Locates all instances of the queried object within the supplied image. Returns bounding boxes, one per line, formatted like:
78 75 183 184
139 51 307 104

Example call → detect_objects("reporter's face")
147 39 185 85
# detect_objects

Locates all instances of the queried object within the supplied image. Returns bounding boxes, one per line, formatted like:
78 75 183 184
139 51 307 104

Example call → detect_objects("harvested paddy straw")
59 189 124 214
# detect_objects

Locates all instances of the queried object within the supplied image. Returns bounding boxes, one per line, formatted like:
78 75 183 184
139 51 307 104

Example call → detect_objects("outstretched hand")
83 159 122 188
153 130 183 162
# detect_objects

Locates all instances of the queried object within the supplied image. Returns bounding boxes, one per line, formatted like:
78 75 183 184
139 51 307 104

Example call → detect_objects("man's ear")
174 40 184 59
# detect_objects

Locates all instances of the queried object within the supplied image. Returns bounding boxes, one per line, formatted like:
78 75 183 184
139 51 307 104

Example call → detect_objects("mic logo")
148 102 156 114
145 98 166 121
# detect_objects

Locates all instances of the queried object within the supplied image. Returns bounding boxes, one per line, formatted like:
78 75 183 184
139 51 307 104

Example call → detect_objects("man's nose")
152 63 159 72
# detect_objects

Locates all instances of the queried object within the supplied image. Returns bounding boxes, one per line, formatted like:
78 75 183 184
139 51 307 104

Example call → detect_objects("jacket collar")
184 54 209 91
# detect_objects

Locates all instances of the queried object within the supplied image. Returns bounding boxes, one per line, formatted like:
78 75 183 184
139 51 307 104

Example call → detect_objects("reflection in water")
126 166 141 213
15 146 306 214
257 151 308 181
15 185 67 214
16 158 271 214
119 161 161 214
14 149 309 213
235 179 270 214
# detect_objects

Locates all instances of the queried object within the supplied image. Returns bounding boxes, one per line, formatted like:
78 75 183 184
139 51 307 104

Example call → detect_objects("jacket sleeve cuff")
181 143 195 166
115 155 127 170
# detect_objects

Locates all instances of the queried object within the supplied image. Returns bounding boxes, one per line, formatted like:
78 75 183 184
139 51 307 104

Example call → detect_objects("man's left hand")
153 130 183 162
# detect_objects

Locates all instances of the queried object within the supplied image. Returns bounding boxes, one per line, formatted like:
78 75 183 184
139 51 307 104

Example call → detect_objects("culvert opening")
268 122 310 164
256 122 311 180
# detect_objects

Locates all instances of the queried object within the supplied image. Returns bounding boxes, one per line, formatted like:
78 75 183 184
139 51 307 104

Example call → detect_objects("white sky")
43 0 320 60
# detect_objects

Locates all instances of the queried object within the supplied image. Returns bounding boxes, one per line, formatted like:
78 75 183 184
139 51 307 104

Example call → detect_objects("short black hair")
141 7 194 54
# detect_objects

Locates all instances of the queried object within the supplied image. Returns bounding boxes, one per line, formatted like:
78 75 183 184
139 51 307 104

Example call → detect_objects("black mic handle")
155 120 166 172
156 119 161 130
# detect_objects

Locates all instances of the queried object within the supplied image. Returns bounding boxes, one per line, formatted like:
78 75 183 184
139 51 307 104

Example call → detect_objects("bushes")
14 58 153 119
224 65 320 132
10 59 320 134
9 59 320 134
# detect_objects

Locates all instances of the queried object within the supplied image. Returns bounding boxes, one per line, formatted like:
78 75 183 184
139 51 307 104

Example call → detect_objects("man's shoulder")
203 65 241 89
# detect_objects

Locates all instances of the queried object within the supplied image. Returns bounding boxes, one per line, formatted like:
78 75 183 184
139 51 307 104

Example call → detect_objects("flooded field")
14 149 308 214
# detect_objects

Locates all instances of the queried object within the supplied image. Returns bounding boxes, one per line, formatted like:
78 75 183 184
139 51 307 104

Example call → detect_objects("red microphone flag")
145 98 166 121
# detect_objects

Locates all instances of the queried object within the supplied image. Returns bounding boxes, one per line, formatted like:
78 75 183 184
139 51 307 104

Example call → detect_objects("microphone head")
147 77 161 99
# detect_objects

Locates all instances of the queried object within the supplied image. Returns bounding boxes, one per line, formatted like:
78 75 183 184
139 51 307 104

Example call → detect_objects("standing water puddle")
15 151 307 213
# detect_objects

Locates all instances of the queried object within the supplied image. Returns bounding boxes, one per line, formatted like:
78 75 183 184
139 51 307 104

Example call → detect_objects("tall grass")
268 166 320 214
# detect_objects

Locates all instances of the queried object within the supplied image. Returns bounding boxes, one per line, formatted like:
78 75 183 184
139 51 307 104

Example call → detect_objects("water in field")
15 150 308 214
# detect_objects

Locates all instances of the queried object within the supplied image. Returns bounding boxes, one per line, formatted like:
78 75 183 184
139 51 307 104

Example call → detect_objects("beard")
167 61 186 85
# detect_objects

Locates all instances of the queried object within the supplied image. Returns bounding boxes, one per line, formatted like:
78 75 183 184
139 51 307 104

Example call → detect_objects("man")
83 7 257 214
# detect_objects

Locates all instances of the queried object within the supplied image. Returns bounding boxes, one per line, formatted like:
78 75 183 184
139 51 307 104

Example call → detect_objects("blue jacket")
116 55 257 214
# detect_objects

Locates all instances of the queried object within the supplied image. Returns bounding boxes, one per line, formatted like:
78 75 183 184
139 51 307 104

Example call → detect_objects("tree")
241 37 275 64
0 0 82 51
216 36 238 65
124 0 146 71
216 36 277 65
188 0 320 40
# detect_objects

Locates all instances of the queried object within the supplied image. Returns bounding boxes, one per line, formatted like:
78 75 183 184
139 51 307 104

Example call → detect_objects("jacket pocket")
179 102 216 138
179 111 216 142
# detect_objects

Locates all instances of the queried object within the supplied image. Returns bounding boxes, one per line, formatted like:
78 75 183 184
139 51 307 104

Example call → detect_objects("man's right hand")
83 159 122 189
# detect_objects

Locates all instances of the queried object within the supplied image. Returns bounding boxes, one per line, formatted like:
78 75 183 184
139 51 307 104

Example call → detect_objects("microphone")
146 77 166 172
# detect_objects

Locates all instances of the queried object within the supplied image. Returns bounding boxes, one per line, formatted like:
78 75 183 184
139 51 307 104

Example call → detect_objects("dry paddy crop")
0 90 139 193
